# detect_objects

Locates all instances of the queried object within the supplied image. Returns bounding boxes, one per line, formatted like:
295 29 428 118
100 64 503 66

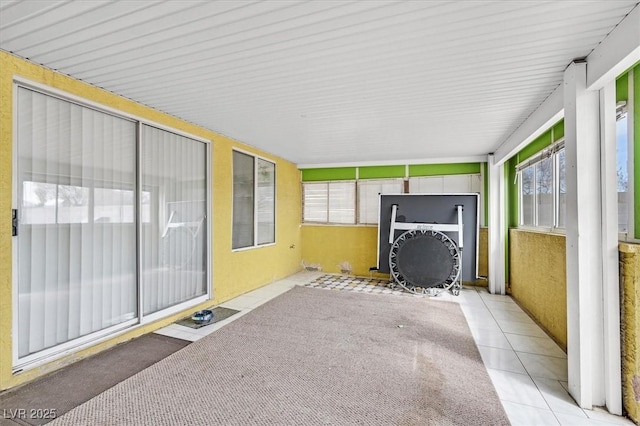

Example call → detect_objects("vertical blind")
408 174 481 194
141 125 207 315
17 87 137 358
357 179 403 224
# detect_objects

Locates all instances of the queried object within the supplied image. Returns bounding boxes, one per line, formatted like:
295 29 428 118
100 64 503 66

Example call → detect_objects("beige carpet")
51 286 510 426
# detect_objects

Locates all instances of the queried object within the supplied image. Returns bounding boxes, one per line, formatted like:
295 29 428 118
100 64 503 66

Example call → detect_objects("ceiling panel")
1 0 638 166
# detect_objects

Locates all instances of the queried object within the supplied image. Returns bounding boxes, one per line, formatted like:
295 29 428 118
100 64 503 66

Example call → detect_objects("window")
617 103 629 234
302 174 480 225
535 157 554 227
302 182 356 224
232 151 275 249
517 142 563 229
557 149 566 228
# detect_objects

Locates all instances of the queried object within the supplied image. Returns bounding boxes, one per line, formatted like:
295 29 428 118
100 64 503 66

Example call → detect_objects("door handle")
12 209 18 236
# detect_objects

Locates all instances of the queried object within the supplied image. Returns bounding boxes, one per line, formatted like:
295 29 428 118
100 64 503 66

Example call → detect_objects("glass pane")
22 181 57 224
141 190 151 223
257 159 275 245
57 185 89 223
141 125 207 315
232 151 255 249
521 167 534 226
558 149 566 228
536 157 553 227
617 114 628 233
328 182 356 224
17 88 137 358
95 188 133 223
303 183 328 222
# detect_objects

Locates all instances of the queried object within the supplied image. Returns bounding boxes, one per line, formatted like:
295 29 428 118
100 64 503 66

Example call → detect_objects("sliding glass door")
15 85 209 365
16 87 138 359
141 125 207 315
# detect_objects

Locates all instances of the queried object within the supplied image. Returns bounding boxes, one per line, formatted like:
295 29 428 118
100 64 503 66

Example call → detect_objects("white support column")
564 61 605 409
600 80 622 415
487 154 506 295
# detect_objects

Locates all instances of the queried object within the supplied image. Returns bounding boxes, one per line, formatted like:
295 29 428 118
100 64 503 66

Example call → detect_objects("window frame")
231 148 276 250
617 100 633 241
516 139 565 234
302 180 357 225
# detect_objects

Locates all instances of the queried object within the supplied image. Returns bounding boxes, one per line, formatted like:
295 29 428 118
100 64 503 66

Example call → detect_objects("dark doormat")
0 333 189 426
175 306 240 329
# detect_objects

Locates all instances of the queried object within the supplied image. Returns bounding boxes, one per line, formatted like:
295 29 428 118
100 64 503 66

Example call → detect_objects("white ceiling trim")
587 4 640 90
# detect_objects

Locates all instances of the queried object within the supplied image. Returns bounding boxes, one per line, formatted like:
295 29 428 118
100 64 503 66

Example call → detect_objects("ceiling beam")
587 4 640 91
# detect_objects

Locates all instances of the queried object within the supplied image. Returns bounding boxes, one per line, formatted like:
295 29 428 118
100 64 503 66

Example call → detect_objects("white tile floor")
457 285 633 426
155 272 633 426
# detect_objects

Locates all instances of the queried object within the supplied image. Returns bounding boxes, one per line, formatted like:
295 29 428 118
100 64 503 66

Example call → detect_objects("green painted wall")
301 162 484 182
409 162 481 177
359 165 405 179
552 120 564 141
634 68 640 239
301 167 356 181
617 73 628 103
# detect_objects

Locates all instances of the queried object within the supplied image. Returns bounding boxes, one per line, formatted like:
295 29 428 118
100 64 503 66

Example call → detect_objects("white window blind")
303 183 328 223
357 179 403 224
303 182 355 224
329 182 356 224
409 174 481 193
140 125 207 315
16 87 138 359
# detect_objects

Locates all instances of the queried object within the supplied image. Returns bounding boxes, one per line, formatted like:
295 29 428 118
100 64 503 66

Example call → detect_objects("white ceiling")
1 0 638 166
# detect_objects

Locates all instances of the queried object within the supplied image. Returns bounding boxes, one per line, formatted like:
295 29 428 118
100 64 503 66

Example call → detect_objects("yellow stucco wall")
508 229 567 350
620 243 640 422
300 225 384 277
0 52 302 390
478 227 488 283
301 224 489 284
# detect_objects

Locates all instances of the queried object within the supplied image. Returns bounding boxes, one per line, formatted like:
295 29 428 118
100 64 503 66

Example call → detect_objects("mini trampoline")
389 228 461 296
